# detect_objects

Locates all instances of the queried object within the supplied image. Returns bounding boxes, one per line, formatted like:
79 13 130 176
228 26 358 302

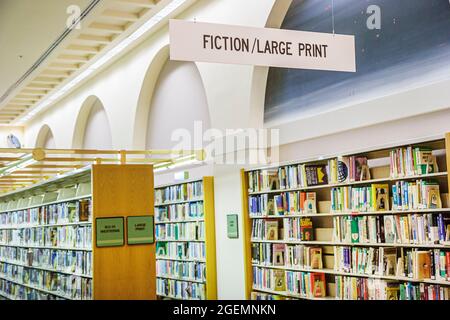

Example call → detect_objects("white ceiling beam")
102 9 140 21
27 83 56 90
77 34 114 44
57 54 92 63
33 77 64 84
47 62 80 70
40 69 72 77
89 22 125 33
114 0 156 8
66 44 102 54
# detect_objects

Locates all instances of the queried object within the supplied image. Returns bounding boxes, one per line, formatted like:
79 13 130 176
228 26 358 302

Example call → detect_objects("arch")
35 124 56 148
72 95 112 149
132 45 170 149
145 58 211 150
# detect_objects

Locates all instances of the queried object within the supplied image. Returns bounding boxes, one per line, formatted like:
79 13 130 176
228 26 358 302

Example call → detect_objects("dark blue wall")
265 0 450 122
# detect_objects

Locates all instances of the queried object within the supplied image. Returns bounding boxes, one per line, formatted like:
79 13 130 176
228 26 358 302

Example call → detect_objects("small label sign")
96 217 124 247
227 214 239 239
127 216 154 245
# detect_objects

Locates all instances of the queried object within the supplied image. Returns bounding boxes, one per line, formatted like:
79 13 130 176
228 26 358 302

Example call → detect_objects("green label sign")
96 217 124 247
127 216 154 245
227 214 239 239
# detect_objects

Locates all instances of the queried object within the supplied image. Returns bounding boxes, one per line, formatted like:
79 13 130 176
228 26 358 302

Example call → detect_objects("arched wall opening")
72 95 113 150
145 59 211 150
35 124 56 148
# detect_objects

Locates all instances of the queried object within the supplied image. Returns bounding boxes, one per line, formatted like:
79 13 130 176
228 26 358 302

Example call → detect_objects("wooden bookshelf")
0 164 156 300
242 136 450 300
154 177 217 300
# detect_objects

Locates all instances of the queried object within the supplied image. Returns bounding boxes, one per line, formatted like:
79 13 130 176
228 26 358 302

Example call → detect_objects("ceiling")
0 0 91 108
0 0 188 125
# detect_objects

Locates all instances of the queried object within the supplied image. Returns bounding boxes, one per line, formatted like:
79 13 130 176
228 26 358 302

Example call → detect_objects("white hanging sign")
169 20 356 72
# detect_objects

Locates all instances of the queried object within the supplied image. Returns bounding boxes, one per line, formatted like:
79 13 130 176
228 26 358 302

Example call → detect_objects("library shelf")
0 164 157 300
156 256 206 263
251 264 450 286
249 208 450 219
242 134 450 300
156 274 206 284
155 177 217 300
248 172 448 196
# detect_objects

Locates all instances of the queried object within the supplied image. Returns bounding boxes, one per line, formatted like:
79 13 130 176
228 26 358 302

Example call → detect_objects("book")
383 247 397 276
309 247 323 269
353 156 369 182
273 270 286 291
304 192 317 214
300 218 313 241
414 147 435 174
386 282 400 300
310 273 326 297
78 200 91 221
350 217 359 243
415 251 432 280
337 156 350 183
305 165 328 186
265 220 279 240
383 215 397 243
273 244 285 266
371 184 389 211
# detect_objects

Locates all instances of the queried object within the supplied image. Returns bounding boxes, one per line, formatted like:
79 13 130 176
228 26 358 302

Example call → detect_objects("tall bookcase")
0 164 156 300
242 135 450 300
154 177 217 300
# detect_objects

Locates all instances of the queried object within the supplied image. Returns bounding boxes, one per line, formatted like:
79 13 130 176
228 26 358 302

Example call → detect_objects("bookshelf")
0 164 156 300
154 177 217 300
242 135 450 300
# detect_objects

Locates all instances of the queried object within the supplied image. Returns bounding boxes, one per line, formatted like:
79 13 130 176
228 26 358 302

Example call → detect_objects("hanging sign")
169 20 356 72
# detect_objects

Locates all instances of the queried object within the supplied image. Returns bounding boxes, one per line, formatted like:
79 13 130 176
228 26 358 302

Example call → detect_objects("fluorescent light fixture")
15 0 189 124
0 154 37 178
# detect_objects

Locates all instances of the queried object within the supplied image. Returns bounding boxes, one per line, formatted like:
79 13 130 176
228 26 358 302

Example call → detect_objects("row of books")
251 218 313 241
0 200 92 227
155 242 205 261
0 247 92 276
155 202 204 223
156 260 206 282
392 180 442 210
252 266 326 298
156 278 205 300
335 275 449 300
251 243 323 269
0 225 92 249
248 156 370 192
390 146 438 178
251 292 288 300
0 264 92 300
334 246 450 280
155 222 205 241
330 184 389 212
248 192 317 217
332 214 449 244
155 181 203 204
0 279 64 300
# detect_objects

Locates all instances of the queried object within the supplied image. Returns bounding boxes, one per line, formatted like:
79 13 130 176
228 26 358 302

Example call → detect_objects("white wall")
146 60 210 150
82 100 112 150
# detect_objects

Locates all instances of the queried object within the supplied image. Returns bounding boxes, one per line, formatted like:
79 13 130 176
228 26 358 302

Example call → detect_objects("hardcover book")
273 244 286 266
310 273 326 297
265 220 279 240
372 184 389 211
